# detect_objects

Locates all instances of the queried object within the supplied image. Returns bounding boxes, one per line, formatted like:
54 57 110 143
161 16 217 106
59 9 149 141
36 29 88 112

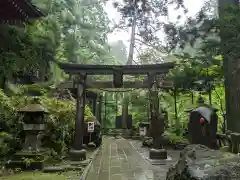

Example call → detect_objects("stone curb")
79 148 100 180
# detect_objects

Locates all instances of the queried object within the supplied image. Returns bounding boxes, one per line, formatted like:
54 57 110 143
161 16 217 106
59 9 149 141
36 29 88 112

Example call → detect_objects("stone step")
43 165 84 173
5 160 43 170
43 166 65 173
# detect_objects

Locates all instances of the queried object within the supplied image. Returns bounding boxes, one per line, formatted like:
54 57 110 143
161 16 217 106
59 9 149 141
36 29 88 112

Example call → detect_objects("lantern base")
5 151 45 170
69 149 87 161
149 148 167 160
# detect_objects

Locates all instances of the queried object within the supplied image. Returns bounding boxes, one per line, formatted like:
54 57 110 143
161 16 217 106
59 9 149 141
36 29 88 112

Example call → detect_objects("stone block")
149 148 167 159
68 149 87 161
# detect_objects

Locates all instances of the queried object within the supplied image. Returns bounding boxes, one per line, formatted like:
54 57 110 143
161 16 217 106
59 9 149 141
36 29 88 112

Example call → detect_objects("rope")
98 88 143 93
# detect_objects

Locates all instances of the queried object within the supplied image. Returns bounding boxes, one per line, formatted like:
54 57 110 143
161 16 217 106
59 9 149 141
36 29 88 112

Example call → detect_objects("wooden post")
98 95 102 125
73 74 86 150
104 92 107 130
191 91 194 104
208 83 212 106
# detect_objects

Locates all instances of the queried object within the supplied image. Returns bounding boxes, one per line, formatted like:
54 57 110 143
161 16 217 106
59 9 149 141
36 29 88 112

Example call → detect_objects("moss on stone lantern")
6 98 48 170
18 98 48 152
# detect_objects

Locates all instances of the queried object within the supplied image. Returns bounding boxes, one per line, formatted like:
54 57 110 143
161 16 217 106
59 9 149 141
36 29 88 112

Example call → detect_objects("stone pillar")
148 73 167 160
95 95 102 124
69 74 87 161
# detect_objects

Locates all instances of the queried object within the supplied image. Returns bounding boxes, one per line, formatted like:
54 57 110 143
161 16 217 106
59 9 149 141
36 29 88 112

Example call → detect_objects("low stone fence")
216 132 240 154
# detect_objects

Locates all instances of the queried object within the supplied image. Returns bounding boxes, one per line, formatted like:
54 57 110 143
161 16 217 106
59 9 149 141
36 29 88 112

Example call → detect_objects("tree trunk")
173 88 179 133
39 62 46 82
219 0 240 132
191 91 194 104
126 0 137 65
0 75 6 91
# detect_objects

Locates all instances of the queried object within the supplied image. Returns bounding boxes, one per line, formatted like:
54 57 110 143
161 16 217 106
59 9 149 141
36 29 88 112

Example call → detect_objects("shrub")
162 131 189 145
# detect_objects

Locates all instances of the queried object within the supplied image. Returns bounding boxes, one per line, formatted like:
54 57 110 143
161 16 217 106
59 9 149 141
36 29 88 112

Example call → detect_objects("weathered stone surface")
149 148 167 159
69 149 87 161
86 137 169 180
87 142 96 148
188 106 218 149
70 159 90 166
43 166 65 173
166 144 240 180
142 136 153 147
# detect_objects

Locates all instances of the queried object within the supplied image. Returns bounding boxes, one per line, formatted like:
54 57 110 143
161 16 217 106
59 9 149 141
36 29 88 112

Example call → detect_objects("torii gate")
58 62 175 160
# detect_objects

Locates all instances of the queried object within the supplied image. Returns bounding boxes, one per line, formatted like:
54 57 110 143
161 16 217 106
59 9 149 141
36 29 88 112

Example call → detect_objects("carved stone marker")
6 98 48 170
188 106 218 149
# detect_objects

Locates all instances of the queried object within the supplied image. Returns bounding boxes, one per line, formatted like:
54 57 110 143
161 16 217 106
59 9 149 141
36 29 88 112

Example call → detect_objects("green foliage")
113 0 186 53
1 171 83 180
0 0 116 88
0 132 13 157
0 88 94 160
130 90 149 124
162 131 189 145
16 84 48 96
0 89 16 123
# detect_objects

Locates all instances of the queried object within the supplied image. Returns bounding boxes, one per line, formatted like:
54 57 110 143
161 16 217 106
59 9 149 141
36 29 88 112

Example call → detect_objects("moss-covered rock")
166 144 240 180
87 142 96 148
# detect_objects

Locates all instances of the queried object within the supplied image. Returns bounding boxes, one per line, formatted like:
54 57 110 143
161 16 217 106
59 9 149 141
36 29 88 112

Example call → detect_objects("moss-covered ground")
1 170 82 180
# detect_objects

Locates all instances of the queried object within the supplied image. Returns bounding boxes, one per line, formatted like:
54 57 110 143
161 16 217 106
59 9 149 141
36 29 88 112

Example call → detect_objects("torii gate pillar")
69 74 87 161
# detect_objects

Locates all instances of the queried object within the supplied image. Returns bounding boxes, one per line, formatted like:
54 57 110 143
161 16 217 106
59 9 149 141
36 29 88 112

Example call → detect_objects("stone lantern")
139 121 150 137
6 98 48 170
18 99 48 152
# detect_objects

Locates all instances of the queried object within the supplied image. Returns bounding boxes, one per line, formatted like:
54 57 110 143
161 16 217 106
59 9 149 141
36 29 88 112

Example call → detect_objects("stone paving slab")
85 136 179 180
129 140 181 166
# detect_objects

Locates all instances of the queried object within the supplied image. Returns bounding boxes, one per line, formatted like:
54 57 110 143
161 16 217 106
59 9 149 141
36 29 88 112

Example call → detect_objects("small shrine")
6 98 48 170
188 97 218 149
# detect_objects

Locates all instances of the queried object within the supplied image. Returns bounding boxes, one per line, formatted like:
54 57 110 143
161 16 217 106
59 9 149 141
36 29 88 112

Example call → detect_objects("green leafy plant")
21 157 35 167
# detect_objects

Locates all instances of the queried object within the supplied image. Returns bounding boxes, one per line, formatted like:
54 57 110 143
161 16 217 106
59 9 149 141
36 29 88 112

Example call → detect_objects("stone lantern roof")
18 103 48 113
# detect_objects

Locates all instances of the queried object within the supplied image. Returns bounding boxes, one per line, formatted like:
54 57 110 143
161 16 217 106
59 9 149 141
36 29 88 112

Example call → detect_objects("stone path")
129 140 180 166
85 137 176 180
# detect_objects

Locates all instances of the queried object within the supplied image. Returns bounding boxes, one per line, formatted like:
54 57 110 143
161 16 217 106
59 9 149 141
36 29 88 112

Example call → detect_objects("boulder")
142 137 153 147
166 144 240 180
